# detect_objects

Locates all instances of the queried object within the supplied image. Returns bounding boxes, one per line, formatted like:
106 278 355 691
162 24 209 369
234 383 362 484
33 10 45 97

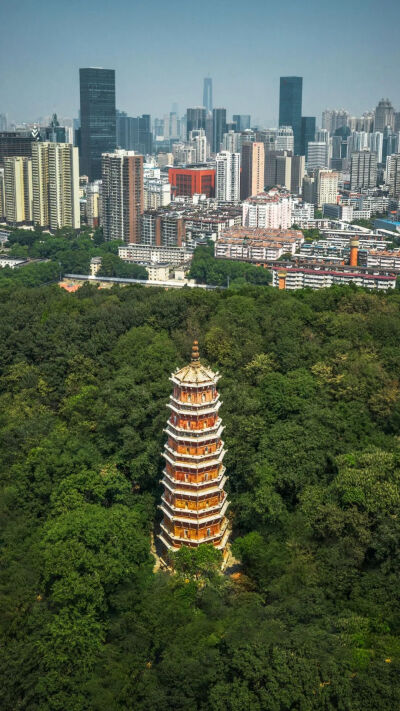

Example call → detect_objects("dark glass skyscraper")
203 78 213 113
233 114 251 131
212 108 227 153
186 107 207 139
300 116 316 157
279 76 303 155
79 68 116 180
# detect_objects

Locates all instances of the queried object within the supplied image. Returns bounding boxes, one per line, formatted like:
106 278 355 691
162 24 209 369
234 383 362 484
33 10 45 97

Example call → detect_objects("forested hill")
1 281 400 711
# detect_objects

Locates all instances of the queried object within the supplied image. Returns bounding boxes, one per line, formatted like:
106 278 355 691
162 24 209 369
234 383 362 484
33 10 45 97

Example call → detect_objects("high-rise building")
0 114 7 131
203 78 213 113
301 117 316 157
101 150 144 243
279 76 303 154
0 131 35 166
212 108 227 153
291 155 305 195
322 109 349 134
186 108 206 139
265 151 292 191
188 129 210 164
215 151 240 202
315 170 339 208
79 68 116 180
307 142 329 170
4 157 32 225
240 142 264 200
32 142 80 230
222 130 241 153
42 114 66 143
86 181 101 228
0 169 5 219
242 189 293 229
158 341 230 558
276 126 294 152
374 99 395 133
382 127 398 163
350 151 378 190
387 154 400 198
232 114 251 131
131 115 152 155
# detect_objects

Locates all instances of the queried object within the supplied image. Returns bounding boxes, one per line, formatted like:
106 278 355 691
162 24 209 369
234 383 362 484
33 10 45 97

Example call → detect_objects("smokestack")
278 270 287 290
350 238 359 267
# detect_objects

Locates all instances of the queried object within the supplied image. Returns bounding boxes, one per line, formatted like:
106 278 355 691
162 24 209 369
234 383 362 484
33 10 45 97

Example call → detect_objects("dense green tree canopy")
0 280 400 709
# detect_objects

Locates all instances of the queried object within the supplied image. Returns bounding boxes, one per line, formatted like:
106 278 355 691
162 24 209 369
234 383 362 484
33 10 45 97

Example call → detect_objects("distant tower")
158 341 230 558
203 77 213 113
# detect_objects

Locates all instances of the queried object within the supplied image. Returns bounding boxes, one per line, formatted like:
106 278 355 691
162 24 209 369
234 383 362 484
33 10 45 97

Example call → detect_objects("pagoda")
158 341 230 557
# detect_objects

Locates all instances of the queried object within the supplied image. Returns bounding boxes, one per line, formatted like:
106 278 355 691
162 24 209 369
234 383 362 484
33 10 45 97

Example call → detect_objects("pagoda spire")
158 347 230 559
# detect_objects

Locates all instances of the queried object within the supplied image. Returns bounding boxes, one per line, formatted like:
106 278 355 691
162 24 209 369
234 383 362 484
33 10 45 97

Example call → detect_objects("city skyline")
1 0 399 124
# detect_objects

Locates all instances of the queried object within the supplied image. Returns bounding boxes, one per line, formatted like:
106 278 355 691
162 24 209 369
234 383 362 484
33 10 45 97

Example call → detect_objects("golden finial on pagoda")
191 340 200 364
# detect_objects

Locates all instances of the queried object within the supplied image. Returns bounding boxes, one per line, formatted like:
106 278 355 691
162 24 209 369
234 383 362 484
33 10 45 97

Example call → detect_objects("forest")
1 278 400 710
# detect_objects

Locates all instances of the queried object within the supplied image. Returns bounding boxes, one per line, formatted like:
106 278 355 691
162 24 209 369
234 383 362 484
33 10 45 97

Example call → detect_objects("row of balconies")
163 443 225 467
165 421 223 443
161 472 227 496
167 398 222 418
159 518 229 549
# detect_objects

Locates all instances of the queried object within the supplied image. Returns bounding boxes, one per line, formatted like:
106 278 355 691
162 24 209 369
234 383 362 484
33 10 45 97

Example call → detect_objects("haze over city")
1 0 399 123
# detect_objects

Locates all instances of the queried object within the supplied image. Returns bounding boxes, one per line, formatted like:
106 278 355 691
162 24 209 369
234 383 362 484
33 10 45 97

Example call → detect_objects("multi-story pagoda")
158 341 230 557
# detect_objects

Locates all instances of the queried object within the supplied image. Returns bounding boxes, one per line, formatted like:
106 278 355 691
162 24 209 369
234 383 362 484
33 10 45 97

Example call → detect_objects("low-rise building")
272 266 396 290
146 264 170 281
216 226 303 262
118 243 192 266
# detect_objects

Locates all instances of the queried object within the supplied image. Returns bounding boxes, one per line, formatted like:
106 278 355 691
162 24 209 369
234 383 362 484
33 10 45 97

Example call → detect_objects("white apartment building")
119 243 192 265
242 188 293 229
222 130 241 153
144 177 171 209
32 142 80 230
316 170 339 208
4 157 32 224
272 267 396 291
215 151 240 202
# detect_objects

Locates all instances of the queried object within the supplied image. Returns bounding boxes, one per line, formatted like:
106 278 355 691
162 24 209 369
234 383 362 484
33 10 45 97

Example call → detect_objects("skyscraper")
32 142 80 230
301 117 316 157
212 108 227 153
233 115 251 131
186 108 207 139
0 131 35 167
101 150 144 243
240 142 264 200
79 68 116 180
374 99 395 133
279 77 303 154
203 78 213 113
215 151 240 201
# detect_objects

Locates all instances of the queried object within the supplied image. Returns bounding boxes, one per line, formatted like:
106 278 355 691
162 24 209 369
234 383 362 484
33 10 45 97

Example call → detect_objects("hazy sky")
1 0 399 126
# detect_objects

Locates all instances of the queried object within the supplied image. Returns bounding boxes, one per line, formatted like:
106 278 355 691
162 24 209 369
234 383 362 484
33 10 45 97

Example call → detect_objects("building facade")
168 167 215 198
79 68 116 180
212 108 227 153
215 151 240 202
32 142 80 230
240 142 264 200
158 341 230 557
4 157 32 225
279 76 303 154
101 150 144 242
350 151 378 190
203 78 213 113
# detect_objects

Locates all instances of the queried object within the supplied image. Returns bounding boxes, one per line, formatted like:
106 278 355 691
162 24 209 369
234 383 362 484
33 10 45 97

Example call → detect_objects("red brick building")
168 167 215 198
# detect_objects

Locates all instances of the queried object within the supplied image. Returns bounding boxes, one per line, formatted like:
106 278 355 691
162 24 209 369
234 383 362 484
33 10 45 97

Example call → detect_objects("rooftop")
173 341 218 385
